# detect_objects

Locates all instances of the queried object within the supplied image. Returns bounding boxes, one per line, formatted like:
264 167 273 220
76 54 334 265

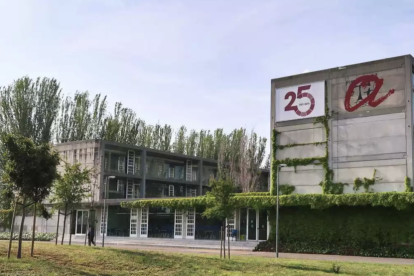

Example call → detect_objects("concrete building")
11 140 269 242
271 55 414 193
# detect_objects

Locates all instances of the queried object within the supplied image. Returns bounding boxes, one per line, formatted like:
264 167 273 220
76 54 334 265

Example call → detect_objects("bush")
0 232 56 241
254 206 414 258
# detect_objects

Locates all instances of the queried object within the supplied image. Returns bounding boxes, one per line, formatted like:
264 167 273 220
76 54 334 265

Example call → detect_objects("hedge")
254 206 414 258
0 232 56 241
121 192 414 210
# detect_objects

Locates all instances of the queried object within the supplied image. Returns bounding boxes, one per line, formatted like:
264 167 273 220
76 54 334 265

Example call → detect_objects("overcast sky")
0 0 413 142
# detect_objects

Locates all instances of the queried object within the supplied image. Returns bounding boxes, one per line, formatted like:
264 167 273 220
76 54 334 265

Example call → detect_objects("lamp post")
102 175 115 247
276 164 286 258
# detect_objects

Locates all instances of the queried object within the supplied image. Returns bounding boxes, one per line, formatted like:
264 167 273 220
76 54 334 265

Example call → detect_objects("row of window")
60 147 99 164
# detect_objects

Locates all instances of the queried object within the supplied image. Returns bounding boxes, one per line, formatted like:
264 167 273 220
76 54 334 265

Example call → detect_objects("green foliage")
122 192 414 211
279 184 295 195
202 178 235 222
255 206 414 258
353 169 380 193
0 232 56 241
232 192 270 197
319 181 348 195
405 177 413 192
50 162 92 209
0 76 61 144
275 141 326 150
1 133 60 202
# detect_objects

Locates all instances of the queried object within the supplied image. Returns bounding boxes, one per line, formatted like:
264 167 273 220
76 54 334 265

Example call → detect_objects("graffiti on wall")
344 74 395 112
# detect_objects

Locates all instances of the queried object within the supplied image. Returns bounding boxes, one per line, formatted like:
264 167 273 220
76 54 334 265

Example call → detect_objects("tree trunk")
223 221 226 259
227 224 230 259
69 209 73 245
55 209 60 245
220 226 223 258
17 198 27 259
61 204 68 245
30 203 37 257
7 198 18 259
84 216 89 246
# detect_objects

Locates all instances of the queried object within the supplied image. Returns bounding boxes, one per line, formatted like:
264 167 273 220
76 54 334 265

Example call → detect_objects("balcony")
145 182 199 198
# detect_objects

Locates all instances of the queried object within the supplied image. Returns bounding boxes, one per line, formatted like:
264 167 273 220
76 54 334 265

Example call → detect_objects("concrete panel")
332 136 406 158
335 107 406 121
276 123 318 132
331 68 405 97
334 90 405 113
278 127 325 145
277 144 326 160
294 185 322 194
343 183 405 193
333 153 407 163
279 167 324 186
333 164 406 185
332 117 405 142
332 112 405 126
333 158 406 169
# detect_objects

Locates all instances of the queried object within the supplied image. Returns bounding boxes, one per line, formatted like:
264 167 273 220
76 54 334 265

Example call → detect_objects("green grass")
0 242 413 275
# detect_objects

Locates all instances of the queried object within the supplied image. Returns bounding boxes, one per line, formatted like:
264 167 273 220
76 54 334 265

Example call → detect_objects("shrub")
0 232 56 241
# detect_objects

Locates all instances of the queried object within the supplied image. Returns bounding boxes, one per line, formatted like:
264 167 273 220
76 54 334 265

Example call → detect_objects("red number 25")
284 85 315 117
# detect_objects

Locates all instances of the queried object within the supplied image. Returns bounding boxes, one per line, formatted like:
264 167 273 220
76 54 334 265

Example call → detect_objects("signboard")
275 81 325 122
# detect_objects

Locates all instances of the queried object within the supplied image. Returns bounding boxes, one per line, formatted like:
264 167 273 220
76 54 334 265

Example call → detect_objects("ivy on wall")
279 184 295 195
271 87 345 194
405 177 413 192
254 206 414 258
121 192 414 211
353 169 381 193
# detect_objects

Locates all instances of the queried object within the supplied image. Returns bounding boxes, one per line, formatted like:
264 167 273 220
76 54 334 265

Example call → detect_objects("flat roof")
271 54 412 83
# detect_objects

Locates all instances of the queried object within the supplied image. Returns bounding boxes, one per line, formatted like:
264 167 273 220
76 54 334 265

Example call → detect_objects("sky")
0 0 413 144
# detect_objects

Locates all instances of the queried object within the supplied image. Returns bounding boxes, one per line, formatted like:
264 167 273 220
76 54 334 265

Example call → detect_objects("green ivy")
319 181 348 195
405 177 413 192
279 184 295 195
121 192 414 211
354 169 380 193
254 206 414 258
275 141 326 150
270 129 278 196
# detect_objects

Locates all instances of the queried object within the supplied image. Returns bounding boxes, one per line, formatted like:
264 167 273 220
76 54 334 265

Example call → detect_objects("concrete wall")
271 55 413 194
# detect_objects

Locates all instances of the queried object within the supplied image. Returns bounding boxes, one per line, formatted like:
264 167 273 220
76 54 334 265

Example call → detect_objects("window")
169 185 174 197
94 147 99 162
117 180 125 193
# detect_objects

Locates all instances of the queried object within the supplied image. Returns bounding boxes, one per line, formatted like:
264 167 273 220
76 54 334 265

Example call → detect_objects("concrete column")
404 56 414 181
140 150 147 198
198 160 203 195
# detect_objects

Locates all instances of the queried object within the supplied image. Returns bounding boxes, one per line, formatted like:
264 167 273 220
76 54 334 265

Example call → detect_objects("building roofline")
271 54 412 83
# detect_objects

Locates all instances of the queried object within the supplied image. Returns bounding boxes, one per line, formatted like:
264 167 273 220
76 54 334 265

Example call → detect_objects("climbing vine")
353 169 381 193
405 177 413 192
279 184 295 195
121 192 414 211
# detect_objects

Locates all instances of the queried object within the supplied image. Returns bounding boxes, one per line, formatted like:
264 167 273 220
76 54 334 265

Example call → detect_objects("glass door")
247 209 257 240
258 210 267 240
76 210 89 235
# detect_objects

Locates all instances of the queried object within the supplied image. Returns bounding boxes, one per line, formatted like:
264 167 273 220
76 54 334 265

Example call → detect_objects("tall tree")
202 176 235 259
1 133 60 258
0 76 61 144
50 162 92 245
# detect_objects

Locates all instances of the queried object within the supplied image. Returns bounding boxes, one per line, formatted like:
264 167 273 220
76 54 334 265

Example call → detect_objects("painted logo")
344 74 395 112
284 85 316 117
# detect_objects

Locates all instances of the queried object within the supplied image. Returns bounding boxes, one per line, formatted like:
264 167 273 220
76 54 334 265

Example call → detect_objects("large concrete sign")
275 81 325 122
271 55 414 194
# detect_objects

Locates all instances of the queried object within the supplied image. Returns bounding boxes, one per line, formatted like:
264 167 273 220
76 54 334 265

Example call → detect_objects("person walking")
87 227 96 246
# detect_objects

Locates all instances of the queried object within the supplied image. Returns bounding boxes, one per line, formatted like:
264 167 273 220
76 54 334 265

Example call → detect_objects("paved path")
66 241 414 265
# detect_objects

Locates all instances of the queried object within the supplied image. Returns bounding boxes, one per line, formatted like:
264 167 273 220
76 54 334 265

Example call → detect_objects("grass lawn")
1 241 414 275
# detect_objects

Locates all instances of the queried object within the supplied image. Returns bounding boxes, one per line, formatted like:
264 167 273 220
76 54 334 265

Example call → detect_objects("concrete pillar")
140 150 147 198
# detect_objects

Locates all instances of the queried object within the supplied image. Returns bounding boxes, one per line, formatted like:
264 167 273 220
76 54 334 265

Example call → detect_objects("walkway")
61 236 414 265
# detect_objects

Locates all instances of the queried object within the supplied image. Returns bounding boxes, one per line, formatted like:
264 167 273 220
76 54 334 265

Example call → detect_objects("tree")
202 177 235 259
1 133 60 258
50 162 92 245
